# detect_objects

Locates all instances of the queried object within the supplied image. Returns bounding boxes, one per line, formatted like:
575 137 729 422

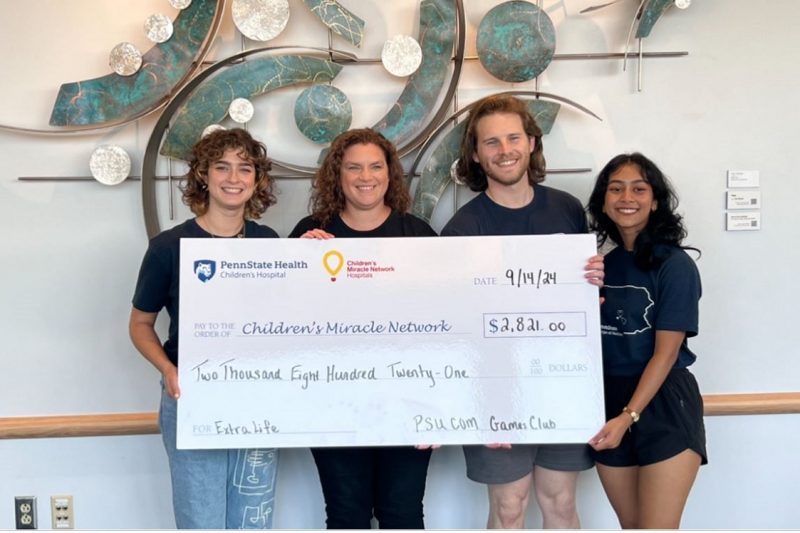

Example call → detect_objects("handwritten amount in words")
192 359 469 389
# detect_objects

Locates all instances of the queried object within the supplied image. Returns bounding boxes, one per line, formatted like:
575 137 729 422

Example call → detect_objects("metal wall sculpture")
4 0 691 237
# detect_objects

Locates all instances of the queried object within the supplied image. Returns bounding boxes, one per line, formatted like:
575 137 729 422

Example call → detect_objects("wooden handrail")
1 392 798 440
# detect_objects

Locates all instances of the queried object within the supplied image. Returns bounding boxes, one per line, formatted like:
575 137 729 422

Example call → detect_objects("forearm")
130 321 175 377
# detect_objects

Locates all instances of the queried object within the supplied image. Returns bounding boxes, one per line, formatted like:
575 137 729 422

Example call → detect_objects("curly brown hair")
455 94 546 192
310 128 410 226
182 128 276 219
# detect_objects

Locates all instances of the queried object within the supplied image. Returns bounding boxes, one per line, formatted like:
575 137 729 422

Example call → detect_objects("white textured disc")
202 124 227 137
144 13 174 43
228 98 255 123
232 0 290 42
449 159 465 186
674 0 691 8
89 145 132 186
169 0 192 9
381 35 423 77
109 42 142 76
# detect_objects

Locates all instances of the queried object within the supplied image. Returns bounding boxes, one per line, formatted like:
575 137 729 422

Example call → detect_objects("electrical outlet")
14 496 37 529
50 496 74 530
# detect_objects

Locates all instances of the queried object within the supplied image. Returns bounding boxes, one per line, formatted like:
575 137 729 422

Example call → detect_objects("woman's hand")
301 228 335 240
584 254 605 287
589 414 631 451
414 444 442 450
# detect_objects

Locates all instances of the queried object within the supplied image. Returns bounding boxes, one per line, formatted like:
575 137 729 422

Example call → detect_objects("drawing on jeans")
233 449 277 495
240 502 274 529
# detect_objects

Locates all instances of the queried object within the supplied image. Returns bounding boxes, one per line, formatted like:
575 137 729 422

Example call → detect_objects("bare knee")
490 494 528 528
536 488 578 528
489 481 531 529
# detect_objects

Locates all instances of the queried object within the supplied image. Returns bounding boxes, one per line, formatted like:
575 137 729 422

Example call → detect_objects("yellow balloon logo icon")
323 250 344 282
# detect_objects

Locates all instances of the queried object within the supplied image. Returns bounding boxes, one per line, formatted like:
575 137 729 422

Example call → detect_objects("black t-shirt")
132 218 279 365
441 184 588 236
289 211 437 238
600 245 701 376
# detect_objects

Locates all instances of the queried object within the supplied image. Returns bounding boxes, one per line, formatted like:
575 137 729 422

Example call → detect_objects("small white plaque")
727 170 760 188
726 212 761 231
726 190 761 210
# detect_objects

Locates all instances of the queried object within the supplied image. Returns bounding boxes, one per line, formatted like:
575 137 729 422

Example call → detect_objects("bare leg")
596 464 640 528
532 466 581 529
638 449 701 529
487 472 533 529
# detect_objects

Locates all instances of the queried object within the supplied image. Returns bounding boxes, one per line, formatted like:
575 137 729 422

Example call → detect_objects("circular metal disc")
675 0 691 8
144 13 174 44
476 1 556 83
202 124 227 138
168 0 192 9
228 97 255 123
109 42 143 76
449 159 465 186
294 85 352 144
232 0 290 42
89 145 132 186
381 35 423 77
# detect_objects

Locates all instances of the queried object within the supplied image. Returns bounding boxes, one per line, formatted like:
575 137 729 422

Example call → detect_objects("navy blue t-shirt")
132 218 279 365
441 185 588 236
289 211 437 238
600 245 701 376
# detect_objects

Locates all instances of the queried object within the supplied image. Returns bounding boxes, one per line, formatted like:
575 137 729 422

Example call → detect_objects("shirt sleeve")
441 211 480 236
131 243 172 313
288 216 315 238
654 250 701 337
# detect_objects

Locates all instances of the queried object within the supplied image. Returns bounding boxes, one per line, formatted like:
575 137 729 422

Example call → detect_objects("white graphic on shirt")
602 285 654 335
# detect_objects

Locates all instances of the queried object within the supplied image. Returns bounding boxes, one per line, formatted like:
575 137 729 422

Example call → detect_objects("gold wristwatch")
623 406 640 423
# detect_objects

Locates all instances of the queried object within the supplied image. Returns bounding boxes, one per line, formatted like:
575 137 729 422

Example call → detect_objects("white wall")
1 0 799 528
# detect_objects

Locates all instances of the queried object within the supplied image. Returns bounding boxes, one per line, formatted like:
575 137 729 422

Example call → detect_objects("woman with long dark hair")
587 153 707 529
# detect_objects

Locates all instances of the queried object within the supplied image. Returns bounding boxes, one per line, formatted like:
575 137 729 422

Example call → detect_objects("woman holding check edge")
290 128 436 529
587 153 707 529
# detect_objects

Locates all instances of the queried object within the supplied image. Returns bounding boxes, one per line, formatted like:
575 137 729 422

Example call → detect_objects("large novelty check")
177 234 604 449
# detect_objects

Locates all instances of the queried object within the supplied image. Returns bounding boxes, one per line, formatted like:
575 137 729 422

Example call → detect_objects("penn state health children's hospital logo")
194 259 217 283
323 250 344 282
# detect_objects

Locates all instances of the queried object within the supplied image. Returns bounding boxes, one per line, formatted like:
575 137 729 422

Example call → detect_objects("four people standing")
130 98 704 528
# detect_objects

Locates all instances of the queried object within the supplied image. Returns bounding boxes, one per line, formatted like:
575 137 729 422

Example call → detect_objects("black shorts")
592 368 708 467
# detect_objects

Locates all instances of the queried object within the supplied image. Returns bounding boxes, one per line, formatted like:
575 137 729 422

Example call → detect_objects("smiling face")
472 112 536 191
603 163 657 249
204 148 257 214
339 142 390 215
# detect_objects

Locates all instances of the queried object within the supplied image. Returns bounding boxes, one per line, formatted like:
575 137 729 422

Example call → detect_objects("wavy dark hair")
182 128 276 219
310 128 410 226
587 152 699 270
455 94 546 192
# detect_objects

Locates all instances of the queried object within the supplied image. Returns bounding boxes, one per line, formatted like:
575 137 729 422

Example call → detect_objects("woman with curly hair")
130 128 280 529
290 128 436 528
587 153 707 529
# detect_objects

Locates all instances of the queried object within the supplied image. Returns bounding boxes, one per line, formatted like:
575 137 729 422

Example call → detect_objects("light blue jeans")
159 387 279 528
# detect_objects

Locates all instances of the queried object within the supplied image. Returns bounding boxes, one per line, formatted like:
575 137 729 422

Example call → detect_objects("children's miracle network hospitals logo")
322 249 396 282
194 259 217 283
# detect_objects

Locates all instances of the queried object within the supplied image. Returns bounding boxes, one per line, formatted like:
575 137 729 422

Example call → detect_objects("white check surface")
177 234 604 449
